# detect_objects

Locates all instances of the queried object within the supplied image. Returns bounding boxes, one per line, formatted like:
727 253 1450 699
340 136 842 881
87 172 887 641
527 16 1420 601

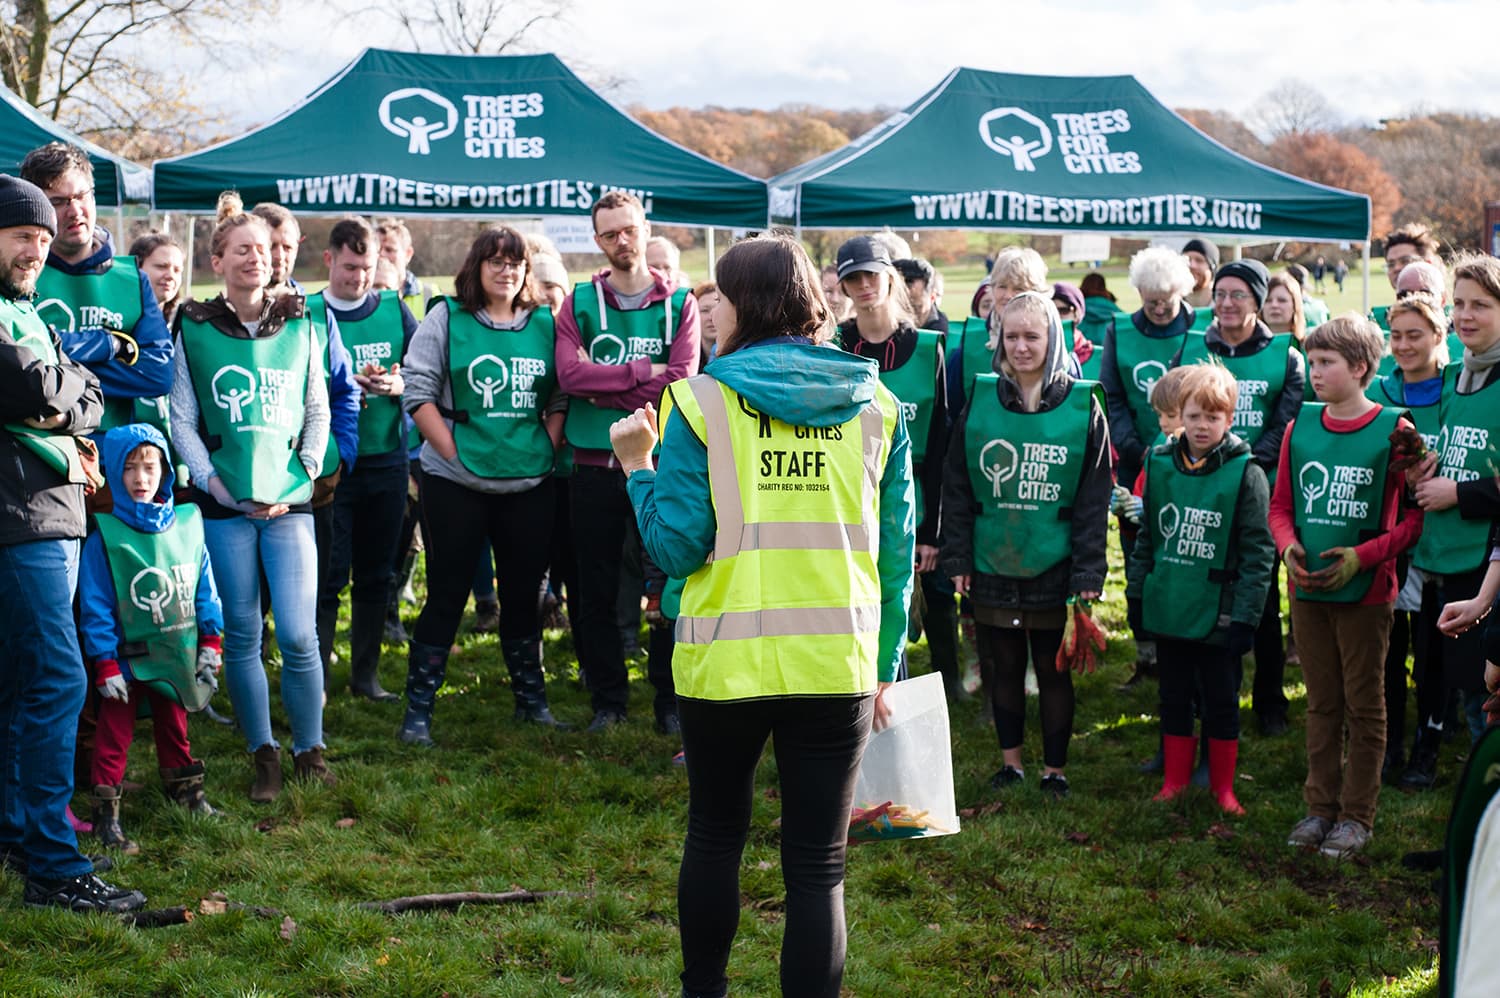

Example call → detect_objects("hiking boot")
1287 815 1334 848
350 601 400 702
1320 819 1373 858
587 709 626 733
89 786 139 855
160 762 216 815
24 872 146 913
1400 736 1439 790
989 765 1025 789
293 747 337 788
1381 744 1406 787
1257 711 1290 737
502 635 571 729
473 598 500 634
250 744 283 803
399 640 449 747
1040 773 1070 799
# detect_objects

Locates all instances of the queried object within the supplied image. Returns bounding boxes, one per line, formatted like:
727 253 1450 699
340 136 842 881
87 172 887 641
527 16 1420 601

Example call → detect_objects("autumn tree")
1177 108 1267 160
631 105 891 178
1265 131 1402 241
1350 113 1500 248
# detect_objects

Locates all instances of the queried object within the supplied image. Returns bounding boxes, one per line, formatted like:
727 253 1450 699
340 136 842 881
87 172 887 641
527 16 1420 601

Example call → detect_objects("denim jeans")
204 513 324 754
0 538 91 879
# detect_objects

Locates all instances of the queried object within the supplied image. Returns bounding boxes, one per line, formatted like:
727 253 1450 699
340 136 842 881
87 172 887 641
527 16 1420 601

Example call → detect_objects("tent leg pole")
185 217 196 298
706 226 715 282
1362 241 1371 315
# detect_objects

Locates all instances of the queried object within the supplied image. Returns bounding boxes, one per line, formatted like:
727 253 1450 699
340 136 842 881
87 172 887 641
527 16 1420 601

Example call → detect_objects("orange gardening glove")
1072 607 1108 674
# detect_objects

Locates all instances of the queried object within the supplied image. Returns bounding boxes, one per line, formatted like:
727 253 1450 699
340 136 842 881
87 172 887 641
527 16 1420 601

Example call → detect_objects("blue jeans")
0 538 91 880
204 513 324 754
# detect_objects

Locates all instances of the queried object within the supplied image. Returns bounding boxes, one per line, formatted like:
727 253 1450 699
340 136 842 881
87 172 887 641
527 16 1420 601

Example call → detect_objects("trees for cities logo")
1157 502 1180 542
466 354 509 408
35 298 75 333
129 566 175 625
379 88 459 155
1299 461 1329 514
588 333 627 366
211 365 256 424
978 438 1019 498
978 107 1052 171
1132 360 1167 396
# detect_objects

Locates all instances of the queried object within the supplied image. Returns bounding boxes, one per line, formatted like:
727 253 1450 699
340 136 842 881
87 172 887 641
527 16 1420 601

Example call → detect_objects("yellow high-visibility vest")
662 374 898 701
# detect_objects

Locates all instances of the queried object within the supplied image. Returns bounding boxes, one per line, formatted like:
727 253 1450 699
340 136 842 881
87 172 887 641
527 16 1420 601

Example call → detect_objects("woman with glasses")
398 226 569 746
1179 259 1306 736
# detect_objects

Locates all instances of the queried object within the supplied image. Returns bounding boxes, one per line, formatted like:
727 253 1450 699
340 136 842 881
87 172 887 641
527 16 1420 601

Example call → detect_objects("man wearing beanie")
1182 238 1220 313
0 174 145 912
1179 257 1305 736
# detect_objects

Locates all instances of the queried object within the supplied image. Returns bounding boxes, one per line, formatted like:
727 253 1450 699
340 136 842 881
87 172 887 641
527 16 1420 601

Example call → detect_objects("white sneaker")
1319 820 1373 858
1286 815 1333 848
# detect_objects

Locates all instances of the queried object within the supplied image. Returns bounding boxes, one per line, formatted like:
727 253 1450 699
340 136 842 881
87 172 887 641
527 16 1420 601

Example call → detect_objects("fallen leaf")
335 817 356 829
927 923 941 933
1206 823 1236 841
756 861 773 871
557 974 575 985
375 953 389 967
1021 920 1046 932
255 818 276 834
386 937 403 945
198 898 228 916
435 774 451 785
279 915 297 940
1064 831 1090 844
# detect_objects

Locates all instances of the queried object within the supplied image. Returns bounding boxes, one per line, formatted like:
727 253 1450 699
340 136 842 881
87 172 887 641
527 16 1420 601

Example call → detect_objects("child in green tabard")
1127 362 1275 814
1271 316 1423 858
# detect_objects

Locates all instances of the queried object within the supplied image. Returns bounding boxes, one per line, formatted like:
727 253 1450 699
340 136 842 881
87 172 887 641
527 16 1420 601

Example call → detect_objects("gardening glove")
1226 622 1256 658
1109 484 1143 525
95 659 129 703
1072 605 1107 674
644 592 666 629
1387 424 1428 474
1309 547 1362 593
196 635 223 693
1056 604 1079 672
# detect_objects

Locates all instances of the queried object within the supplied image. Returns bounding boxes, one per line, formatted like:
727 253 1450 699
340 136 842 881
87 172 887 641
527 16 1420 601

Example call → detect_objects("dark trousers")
313 500 336 669
322 459 408 611
977 625 1074 768
548 477 577 606
1251 581 1288 719
1158 637 1241 741
413 473 554 647
1388 594 1450 750
920 573 959 689
388 458 423 603
571 465 634 714
645 623 677 723
676 693 873 998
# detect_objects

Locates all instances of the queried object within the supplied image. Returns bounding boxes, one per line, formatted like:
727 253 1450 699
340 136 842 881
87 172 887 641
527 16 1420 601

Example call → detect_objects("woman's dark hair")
129 231 186 309
453 226 539 314
714 235 831 354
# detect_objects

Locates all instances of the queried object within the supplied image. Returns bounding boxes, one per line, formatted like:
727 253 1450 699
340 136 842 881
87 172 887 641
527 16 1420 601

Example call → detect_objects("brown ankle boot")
90 785 140 855
250 745 282 803
293 746 337 788
160 762 216 815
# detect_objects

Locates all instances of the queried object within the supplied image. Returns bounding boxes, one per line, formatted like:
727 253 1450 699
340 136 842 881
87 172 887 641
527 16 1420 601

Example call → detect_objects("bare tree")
1247 78 1340 139
371 0 570 54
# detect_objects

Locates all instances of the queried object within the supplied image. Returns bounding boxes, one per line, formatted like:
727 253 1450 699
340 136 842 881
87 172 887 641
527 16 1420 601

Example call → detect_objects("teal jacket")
626 336 916 683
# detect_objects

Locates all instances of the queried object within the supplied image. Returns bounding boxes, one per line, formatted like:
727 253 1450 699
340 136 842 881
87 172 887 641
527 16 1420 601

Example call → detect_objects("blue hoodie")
626 337 915 684
78 423 223 671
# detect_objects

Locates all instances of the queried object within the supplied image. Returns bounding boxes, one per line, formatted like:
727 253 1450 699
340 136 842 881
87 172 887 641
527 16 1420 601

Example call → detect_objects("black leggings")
1158 637 1240 740
412 472 554 646
676 693 873 998
976 624 1074 769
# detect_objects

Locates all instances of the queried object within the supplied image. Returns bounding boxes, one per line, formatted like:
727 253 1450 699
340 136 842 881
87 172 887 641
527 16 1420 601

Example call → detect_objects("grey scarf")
1458 337 1500 392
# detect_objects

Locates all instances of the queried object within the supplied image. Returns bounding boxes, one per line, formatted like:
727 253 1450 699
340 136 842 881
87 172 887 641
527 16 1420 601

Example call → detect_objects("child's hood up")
100 423 176 533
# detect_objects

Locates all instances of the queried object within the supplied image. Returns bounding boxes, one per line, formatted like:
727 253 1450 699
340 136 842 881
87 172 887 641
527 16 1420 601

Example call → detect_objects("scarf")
1458 337 1500 393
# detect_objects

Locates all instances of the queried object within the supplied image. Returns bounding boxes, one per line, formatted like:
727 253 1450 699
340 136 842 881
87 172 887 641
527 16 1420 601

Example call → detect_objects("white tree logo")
35 298 76 333
211 365 257 424
1132 360 1168 396
378 88 459 155
589 333 627 366
466 354 509 408
129 566 175 625
1299 461 1329 514
1158 502 1180 542
978 107 1053 172
978 439 1019 499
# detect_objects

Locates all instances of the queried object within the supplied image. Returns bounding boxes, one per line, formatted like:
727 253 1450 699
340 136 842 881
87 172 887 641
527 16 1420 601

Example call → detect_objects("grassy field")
0 528 1450 996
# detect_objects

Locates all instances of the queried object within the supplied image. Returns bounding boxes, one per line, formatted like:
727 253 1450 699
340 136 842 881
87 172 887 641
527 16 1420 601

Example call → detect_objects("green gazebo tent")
0 85 151 206
152 48 767 228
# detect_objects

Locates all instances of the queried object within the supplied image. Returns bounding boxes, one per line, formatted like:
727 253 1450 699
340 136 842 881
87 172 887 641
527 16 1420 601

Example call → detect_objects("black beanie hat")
0 174 57 236
1213 259 1270 307
1182 238 1220 271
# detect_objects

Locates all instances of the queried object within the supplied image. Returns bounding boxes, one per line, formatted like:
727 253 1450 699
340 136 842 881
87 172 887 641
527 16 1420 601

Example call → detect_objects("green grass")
0 526 1446 995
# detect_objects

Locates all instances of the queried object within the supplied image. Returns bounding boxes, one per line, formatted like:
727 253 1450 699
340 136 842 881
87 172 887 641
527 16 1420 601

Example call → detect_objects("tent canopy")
0 86 151 206
770 68 1370 242
153 48 767 227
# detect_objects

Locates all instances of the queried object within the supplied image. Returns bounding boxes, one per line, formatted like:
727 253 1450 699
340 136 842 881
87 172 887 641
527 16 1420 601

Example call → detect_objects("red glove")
198 634 223 655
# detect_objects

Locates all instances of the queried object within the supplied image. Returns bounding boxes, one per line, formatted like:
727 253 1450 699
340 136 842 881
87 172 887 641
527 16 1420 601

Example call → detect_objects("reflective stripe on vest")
1415 365 1500 575
1288 404 1402 603
666 374 896 700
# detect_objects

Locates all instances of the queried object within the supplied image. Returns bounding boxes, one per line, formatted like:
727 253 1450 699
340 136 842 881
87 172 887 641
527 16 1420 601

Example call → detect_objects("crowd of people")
2 134 1498 995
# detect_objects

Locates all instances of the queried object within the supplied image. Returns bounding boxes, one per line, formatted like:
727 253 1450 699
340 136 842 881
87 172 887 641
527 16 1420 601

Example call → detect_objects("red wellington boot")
1153 734 1197 802
1207 737 1246 815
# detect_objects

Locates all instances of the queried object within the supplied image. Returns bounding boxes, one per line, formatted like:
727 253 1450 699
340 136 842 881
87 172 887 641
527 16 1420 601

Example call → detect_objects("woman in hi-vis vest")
399 227 567 747
609 235 915 998
168 192 331 802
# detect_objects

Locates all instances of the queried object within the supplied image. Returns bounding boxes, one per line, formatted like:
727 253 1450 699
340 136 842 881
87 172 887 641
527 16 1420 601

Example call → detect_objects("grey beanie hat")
1182 238 1220 271
530 253 569 289
0 174 57 235
1213 259 1270 307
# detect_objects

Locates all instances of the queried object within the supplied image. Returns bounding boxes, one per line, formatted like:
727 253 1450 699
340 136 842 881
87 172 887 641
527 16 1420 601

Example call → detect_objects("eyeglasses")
1053 302 1077 315
1141 297 1177 310
47 188 94 209
484 257 525 272
596 225 641 246
1212 290 1252 303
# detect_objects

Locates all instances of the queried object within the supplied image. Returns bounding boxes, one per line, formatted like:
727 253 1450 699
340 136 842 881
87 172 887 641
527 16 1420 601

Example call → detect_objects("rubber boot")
160 762 216 815
1207 737 1246 815
502 635 571 729
250 744 282 803
350 601 399 702
90 786 140 855
399 640 449 747
1153 734 1196 802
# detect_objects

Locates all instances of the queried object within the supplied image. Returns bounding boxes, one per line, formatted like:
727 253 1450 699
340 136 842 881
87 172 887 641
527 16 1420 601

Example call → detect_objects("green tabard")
1113 322 1199 446
179 314 314 505
1287 404 1402 603
1178 332 1290 448
1190 307 1213 332
446 300 558 479
310 291 406 456
1369 367 1449 573
304 294 345 477
873 330 940 515
958 316 992 401
1 298 88 482
1142 445 1250 641
564 282 687 450
1067 320 1105 381
964 375 1096 578
94 505 213 711
1415 366 1500 575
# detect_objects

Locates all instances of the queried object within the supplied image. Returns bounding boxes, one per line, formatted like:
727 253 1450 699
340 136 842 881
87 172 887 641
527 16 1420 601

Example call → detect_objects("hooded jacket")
625 337 915 684
940 292 1112 612
1124 431 1274 645
78 423 223 672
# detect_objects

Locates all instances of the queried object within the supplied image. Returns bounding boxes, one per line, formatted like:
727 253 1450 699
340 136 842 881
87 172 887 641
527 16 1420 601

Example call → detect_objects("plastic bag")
850 673 960 842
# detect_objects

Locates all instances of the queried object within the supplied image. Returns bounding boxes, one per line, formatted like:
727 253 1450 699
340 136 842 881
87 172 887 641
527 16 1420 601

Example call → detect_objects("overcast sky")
230 0 1497 129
